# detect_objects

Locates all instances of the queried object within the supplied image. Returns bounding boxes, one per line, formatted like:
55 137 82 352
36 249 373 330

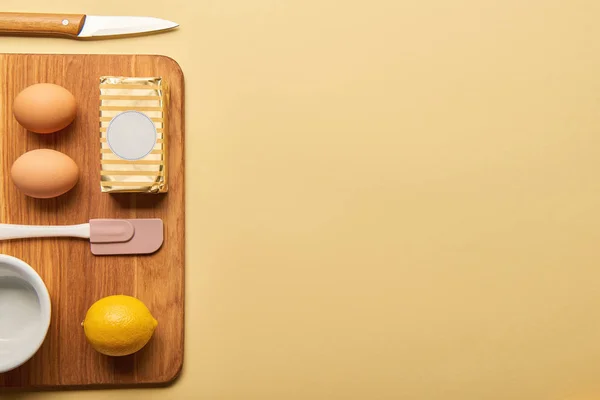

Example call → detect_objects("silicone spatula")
0 219 163 255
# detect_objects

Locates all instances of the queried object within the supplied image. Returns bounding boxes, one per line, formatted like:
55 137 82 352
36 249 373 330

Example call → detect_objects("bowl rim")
0 254 51 374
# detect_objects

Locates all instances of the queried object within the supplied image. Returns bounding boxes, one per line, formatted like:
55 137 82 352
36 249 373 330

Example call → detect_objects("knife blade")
0 12 178 39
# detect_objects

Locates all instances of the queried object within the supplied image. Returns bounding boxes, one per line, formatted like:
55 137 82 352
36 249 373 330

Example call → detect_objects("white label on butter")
107 111 157 160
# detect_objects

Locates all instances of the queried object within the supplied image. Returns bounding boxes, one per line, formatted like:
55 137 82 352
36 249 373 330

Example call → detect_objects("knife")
0 12 178 38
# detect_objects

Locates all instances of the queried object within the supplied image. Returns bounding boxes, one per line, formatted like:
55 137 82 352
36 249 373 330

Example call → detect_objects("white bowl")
0 254 51 374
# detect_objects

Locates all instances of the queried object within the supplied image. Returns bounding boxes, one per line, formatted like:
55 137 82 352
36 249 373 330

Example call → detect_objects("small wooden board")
0 54 185 389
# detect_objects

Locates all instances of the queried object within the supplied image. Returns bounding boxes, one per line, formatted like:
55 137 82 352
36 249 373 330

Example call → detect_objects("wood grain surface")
0 13 86 37
0 54 184 389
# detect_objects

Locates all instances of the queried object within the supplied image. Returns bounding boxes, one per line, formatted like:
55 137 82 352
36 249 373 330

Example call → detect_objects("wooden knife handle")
0 13 86 37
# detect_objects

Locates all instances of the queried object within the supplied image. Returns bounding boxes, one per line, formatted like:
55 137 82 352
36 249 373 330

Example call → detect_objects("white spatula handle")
0 223 91 240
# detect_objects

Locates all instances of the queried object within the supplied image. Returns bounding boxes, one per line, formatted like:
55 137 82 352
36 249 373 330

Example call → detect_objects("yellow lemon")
82 295 158 357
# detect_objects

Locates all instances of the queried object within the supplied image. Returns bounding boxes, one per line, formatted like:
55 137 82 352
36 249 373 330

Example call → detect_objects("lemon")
82 295 158 357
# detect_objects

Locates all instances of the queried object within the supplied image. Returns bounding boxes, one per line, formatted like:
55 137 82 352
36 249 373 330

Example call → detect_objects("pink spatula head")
90 219 163 255
89 220 135 243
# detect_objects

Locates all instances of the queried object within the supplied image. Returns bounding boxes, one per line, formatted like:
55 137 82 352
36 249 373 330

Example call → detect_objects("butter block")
99 76 168 193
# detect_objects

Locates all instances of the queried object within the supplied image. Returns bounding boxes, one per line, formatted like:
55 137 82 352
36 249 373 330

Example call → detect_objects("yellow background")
2 0 600 399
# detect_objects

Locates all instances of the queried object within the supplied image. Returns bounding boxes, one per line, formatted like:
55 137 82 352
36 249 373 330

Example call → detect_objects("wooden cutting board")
0 54 184 390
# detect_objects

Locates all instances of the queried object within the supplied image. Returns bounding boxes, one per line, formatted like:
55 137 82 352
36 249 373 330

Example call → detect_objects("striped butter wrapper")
99 76 168 193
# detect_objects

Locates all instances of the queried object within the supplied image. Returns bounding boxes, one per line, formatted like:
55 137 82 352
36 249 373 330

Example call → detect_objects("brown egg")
13 83 77 134
11 149 79 199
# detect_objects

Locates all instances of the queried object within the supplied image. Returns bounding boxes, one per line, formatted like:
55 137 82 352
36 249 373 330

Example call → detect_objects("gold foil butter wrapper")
99 76 168 193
